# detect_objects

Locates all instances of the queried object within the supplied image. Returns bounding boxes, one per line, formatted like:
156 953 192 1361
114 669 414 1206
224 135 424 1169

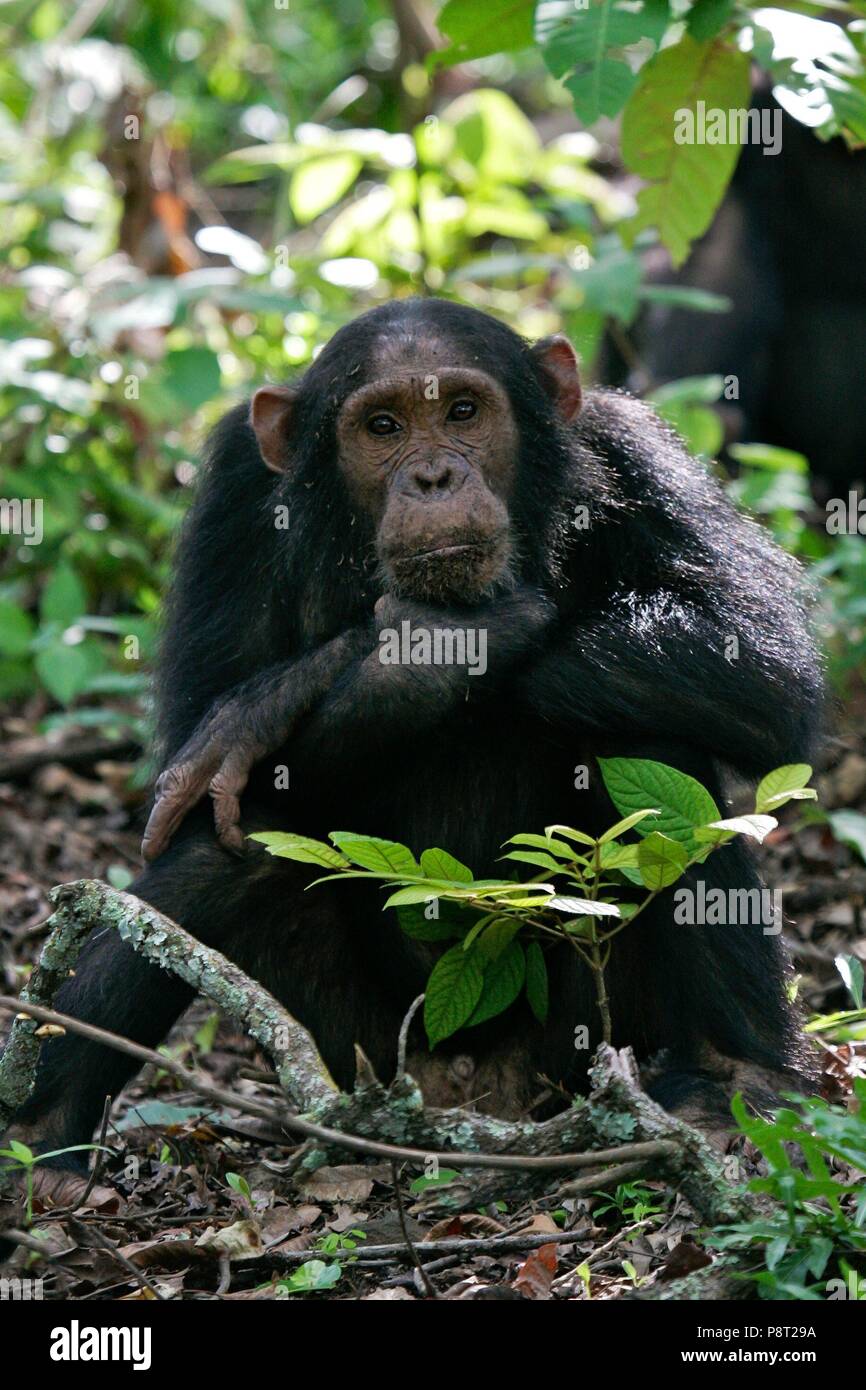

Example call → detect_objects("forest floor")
1 697 865 1301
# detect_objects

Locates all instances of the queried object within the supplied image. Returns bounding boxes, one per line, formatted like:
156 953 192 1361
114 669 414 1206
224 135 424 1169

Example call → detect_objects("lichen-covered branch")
585 1045 755 1226
0 879 756 1261
0 879 336 1119
0 894 94 1124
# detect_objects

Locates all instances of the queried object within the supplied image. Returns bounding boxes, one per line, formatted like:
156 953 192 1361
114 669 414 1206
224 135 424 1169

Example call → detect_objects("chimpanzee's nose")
402 454 468 499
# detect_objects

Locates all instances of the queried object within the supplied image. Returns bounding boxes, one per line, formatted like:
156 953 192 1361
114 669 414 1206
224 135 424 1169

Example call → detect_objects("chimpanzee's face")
334 360 518 602
249 320 581 605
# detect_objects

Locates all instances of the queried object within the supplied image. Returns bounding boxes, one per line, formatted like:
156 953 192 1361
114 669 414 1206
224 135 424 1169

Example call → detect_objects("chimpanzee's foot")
405 1037 539 1118
642 1045 815 1145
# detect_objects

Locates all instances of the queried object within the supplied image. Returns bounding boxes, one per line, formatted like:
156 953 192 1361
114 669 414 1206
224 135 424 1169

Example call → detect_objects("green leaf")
570 245 643 323
329 834 420 874
686 0 735 42
420 847 473 883
755 764 814 814
409 1169 460 1193
475 917 522 962
621 36 751 266
469 881 554 900
548 896 621 918
34 643 90 704
826 810 866 865
435 0 534 67
290 153 363 223
694 814 777 845
637 831 689 890
40 565 86 626
599 841 640 870
449 89 542 184
544 823 597 847
537 0 671 125
500 850 565 872
599 757 720 852
383 885 442 908
397 903 464 941
728 444 809 475
598 808 660 843
0 600 34 656
424 945 485 1047
639 284 730 314
281 1260 342 1292
466 941 525 1027
835 954 865 1010
507 833 577 859
525 941 549 1024
462 912 499 952
249 833 351 870
162 348 222 412
765 1235 789 1272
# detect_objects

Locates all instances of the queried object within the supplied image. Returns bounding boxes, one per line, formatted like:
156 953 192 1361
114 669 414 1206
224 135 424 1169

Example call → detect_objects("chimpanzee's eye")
367 413 401 436
447 399 476 422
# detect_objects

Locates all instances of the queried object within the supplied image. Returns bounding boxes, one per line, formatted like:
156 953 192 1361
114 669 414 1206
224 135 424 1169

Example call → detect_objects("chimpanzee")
10 298 822 1177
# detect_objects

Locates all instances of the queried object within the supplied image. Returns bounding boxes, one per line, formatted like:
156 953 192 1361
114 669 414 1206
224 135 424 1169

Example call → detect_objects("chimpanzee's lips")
385 532 511 600
407 541 487 561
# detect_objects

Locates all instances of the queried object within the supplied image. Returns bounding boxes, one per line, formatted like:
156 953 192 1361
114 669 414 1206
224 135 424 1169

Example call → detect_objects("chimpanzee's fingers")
209 749 254 855
141 761 212 862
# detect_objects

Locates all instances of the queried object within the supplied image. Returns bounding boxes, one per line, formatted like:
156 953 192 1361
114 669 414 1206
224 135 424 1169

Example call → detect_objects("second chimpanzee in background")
15 298 822 1169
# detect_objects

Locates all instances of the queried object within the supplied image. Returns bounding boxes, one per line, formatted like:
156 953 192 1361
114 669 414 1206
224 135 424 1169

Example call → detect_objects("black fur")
12 299 823 1161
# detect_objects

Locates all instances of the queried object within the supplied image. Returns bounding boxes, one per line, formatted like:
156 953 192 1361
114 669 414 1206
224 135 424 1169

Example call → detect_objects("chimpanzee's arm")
142 627 369 860
517 589 822 774
289 587 553 766
143 588 553 859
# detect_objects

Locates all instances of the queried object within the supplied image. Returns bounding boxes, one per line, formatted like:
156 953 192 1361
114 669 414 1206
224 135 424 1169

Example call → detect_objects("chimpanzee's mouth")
386 532 511 601
407 541 488 561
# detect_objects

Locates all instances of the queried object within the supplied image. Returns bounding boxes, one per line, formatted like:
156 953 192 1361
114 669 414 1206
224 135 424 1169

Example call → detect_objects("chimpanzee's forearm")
291 588 554 764
142 626 370 860
143 587 554 858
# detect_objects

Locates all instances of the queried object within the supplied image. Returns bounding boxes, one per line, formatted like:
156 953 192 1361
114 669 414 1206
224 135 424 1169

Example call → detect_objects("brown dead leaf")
117 1239 209 1271
659 1240 713 1282
195 1219 263 1259
261 1204 321 1245
513 1243 558 1299
363 1287 416 1300
512 1213 560 1236
425 1212 505 1242
297 1164 387 1203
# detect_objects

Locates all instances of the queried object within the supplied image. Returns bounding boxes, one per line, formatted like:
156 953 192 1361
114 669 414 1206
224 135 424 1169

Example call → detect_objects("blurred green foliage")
0 0 863 729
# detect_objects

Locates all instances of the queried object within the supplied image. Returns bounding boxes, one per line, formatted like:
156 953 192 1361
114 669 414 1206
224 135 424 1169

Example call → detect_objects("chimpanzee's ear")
250 386 298 473
531 335 582 421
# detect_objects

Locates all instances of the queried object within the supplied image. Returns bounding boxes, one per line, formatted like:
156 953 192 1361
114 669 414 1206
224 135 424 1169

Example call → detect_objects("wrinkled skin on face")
336 361 518 602
251 330 581 605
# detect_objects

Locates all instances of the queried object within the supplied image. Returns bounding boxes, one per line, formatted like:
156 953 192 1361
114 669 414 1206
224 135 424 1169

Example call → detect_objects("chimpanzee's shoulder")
572 388 717 500
576 388 685 459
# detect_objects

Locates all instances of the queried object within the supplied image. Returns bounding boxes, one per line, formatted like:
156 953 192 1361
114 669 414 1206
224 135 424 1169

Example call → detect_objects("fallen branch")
0 880 757 1237
252 1225 590 1270
0 993 679 1173
53 880 334 1112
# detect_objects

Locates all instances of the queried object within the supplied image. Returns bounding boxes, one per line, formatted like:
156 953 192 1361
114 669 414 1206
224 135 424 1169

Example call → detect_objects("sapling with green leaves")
252 759 816 1051
0 1139 107 1222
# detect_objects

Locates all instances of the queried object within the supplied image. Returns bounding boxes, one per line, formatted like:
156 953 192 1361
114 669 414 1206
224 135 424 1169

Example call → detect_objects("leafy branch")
252 758 816 1050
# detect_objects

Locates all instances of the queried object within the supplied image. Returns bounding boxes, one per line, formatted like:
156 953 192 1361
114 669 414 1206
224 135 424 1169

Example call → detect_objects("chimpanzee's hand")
287 586 558 767
141 698 260 861
372 585 555 658
141 627 369 861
